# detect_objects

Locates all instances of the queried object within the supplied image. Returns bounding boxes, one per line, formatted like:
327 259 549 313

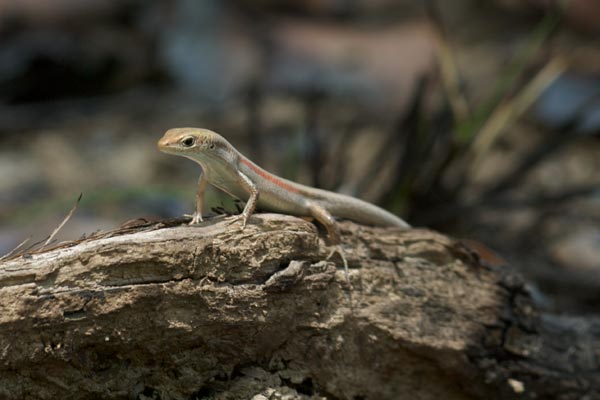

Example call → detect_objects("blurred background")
0 0 599 312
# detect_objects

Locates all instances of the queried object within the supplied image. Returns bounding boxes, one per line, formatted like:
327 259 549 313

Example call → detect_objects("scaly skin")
157 127 410 243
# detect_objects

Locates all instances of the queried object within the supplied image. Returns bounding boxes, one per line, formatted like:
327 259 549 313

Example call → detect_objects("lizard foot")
327 245 350 285
225 213 250 230
184 212 203 225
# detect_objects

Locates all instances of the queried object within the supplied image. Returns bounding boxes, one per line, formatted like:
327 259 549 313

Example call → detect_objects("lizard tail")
321 192 411 228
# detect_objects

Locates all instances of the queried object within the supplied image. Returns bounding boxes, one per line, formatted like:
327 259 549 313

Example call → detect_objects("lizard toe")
183 212 203 225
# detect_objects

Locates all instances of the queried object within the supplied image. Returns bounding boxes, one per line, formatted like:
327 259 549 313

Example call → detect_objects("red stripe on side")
240 158 300 193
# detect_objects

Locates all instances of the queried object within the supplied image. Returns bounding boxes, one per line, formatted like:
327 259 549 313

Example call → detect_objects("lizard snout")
157 136 173 151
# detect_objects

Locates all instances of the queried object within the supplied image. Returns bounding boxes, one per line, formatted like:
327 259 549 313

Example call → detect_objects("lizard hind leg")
307 203 350 282
307 202 341 245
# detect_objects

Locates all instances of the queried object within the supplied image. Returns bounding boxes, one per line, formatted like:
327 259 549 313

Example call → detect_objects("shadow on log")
0 214 598 400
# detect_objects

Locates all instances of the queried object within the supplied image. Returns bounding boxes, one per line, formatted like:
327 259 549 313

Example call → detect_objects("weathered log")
0 214 598 400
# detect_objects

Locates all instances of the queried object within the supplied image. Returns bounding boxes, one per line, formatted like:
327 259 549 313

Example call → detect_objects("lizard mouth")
157 137 179 154
157 143 172 153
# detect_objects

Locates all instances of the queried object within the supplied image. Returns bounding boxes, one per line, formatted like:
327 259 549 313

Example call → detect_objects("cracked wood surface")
0 214 598 400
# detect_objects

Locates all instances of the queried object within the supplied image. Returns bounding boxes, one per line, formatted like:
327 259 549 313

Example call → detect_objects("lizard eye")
208 143 215 150
181 137 195 147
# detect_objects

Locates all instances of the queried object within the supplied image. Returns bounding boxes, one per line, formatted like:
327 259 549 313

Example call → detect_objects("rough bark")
0 214 598 400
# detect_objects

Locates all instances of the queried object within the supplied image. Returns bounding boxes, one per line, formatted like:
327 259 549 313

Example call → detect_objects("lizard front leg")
234 170 259 229
189 170 208 225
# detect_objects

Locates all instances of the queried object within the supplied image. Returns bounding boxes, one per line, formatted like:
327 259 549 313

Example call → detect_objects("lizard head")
158 128 234 164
